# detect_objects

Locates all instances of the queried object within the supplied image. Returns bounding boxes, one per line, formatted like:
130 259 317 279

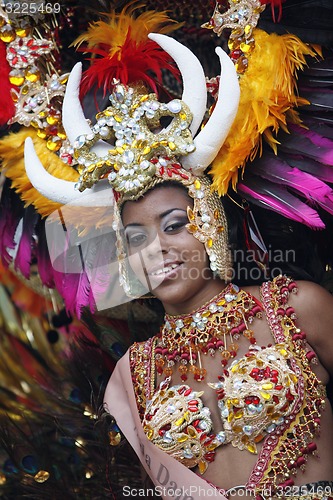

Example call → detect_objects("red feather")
0 40 16 126
259 0 286 22
79 36 179 98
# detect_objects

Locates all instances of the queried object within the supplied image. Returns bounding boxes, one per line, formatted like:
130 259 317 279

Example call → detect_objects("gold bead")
34 471 50 483
46 138 61 152
9 74 25 86
108 430 121 445
16 28 30 38
0 26 16 43
46 115 59 125
37 129 47 139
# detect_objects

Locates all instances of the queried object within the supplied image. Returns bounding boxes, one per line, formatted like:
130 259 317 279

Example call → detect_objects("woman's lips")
148 262 183 281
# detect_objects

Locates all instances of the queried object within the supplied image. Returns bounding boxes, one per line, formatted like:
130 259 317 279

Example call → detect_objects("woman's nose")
145 231 167 258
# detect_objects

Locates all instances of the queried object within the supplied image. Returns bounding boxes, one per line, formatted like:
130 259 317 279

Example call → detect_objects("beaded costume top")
129 276 327 496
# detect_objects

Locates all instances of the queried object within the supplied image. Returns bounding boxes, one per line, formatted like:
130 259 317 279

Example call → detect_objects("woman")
106 180 333 499
23 30 333 500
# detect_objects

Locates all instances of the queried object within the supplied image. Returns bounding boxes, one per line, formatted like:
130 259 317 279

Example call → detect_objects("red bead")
230 49 241 60
180 374 188 381
306 351 316 362
296 456 306 467
307 442 317 453
204 452 215 462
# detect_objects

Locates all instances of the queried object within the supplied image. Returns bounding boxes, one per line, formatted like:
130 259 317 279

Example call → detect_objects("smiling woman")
21 17 333 500
122 184 224 314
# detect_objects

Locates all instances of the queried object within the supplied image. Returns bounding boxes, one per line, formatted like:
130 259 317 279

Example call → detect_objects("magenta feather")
253 154 333 207
36 220 55 288
284 155 333 184
281 125 333 166
238 178 325 229
14 206 39 279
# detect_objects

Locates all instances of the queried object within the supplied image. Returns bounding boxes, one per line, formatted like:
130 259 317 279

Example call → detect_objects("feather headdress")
210 28 319 195
74 4 182 97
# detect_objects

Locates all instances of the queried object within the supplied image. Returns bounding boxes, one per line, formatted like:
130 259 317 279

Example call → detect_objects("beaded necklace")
155 284 263 382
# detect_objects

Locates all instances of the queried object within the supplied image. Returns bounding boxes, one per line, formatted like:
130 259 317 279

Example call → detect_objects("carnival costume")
0 1 333 499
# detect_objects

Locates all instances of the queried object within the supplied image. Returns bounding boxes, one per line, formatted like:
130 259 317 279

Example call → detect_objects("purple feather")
281 125 333 166
281 155 333 184
252 154 333 209
0 180 24 266
238 178 325 229
36 220 55 288
14 206 39 279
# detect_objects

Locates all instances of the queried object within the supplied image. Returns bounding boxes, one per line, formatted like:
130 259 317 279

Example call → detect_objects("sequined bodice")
142 342 299 474
129 277 326 494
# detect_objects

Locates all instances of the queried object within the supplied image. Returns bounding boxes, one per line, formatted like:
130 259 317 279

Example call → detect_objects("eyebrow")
124 208 187 229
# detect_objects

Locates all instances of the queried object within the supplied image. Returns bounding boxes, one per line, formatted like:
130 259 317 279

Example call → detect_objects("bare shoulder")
244 279 333 375
289 280 333 325
289 280 333 375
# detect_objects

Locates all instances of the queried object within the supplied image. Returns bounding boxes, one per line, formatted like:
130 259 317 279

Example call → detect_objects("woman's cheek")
128 253 145 281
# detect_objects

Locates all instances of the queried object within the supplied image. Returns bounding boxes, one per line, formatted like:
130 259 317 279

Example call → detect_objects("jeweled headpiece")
23 32 240 291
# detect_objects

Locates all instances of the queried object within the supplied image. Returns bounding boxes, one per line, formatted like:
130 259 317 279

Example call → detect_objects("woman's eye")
126 233 147 247
165 220 187 232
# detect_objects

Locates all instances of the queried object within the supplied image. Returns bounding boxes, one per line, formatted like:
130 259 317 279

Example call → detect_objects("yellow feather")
74 4 181 57
0 129 78 217
210 29 319 195
0 129 115 230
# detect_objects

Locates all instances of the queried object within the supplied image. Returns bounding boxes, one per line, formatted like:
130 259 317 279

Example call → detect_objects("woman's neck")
161 278 228 316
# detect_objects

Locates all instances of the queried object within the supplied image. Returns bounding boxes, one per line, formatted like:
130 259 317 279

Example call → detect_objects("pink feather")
253 154 333 205
238 180 325 229
14 207 39 279
285 156 333 184
36 221 55 288
281 125 333 166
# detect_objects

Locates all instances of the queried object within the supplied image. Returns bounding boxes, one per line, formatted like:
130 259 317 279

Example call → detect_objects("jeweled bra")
129 276 326 496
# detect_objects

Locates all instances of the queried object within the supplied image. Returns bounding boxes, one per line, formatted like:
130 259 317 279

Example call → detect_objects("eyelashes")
125 218 188 248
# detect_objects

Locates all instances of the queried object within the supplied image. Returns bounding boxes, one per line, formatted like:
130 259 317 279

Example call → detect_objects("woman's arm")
290 280 333 377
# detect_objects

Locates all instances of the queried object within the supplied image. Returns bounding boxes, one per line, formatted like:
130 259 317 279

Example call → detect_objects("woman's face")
121 185 224 314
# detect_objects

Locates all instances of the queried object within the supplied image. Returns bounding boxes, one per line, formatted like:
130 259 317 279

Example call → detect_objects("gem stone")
167 100 182 113
123 150 135 164
163 432 173 443
183 448 194 459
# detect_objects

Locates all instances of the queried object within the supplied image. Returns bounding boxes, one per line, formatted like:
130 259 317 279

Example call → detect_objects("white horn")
148 33 207 136
24 137 114 207
63 63 111 157
182 47 240 174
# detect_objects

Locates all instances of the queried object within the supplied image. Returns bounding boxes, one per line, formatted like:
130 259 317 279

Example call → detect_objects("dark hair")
223 193 326 285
